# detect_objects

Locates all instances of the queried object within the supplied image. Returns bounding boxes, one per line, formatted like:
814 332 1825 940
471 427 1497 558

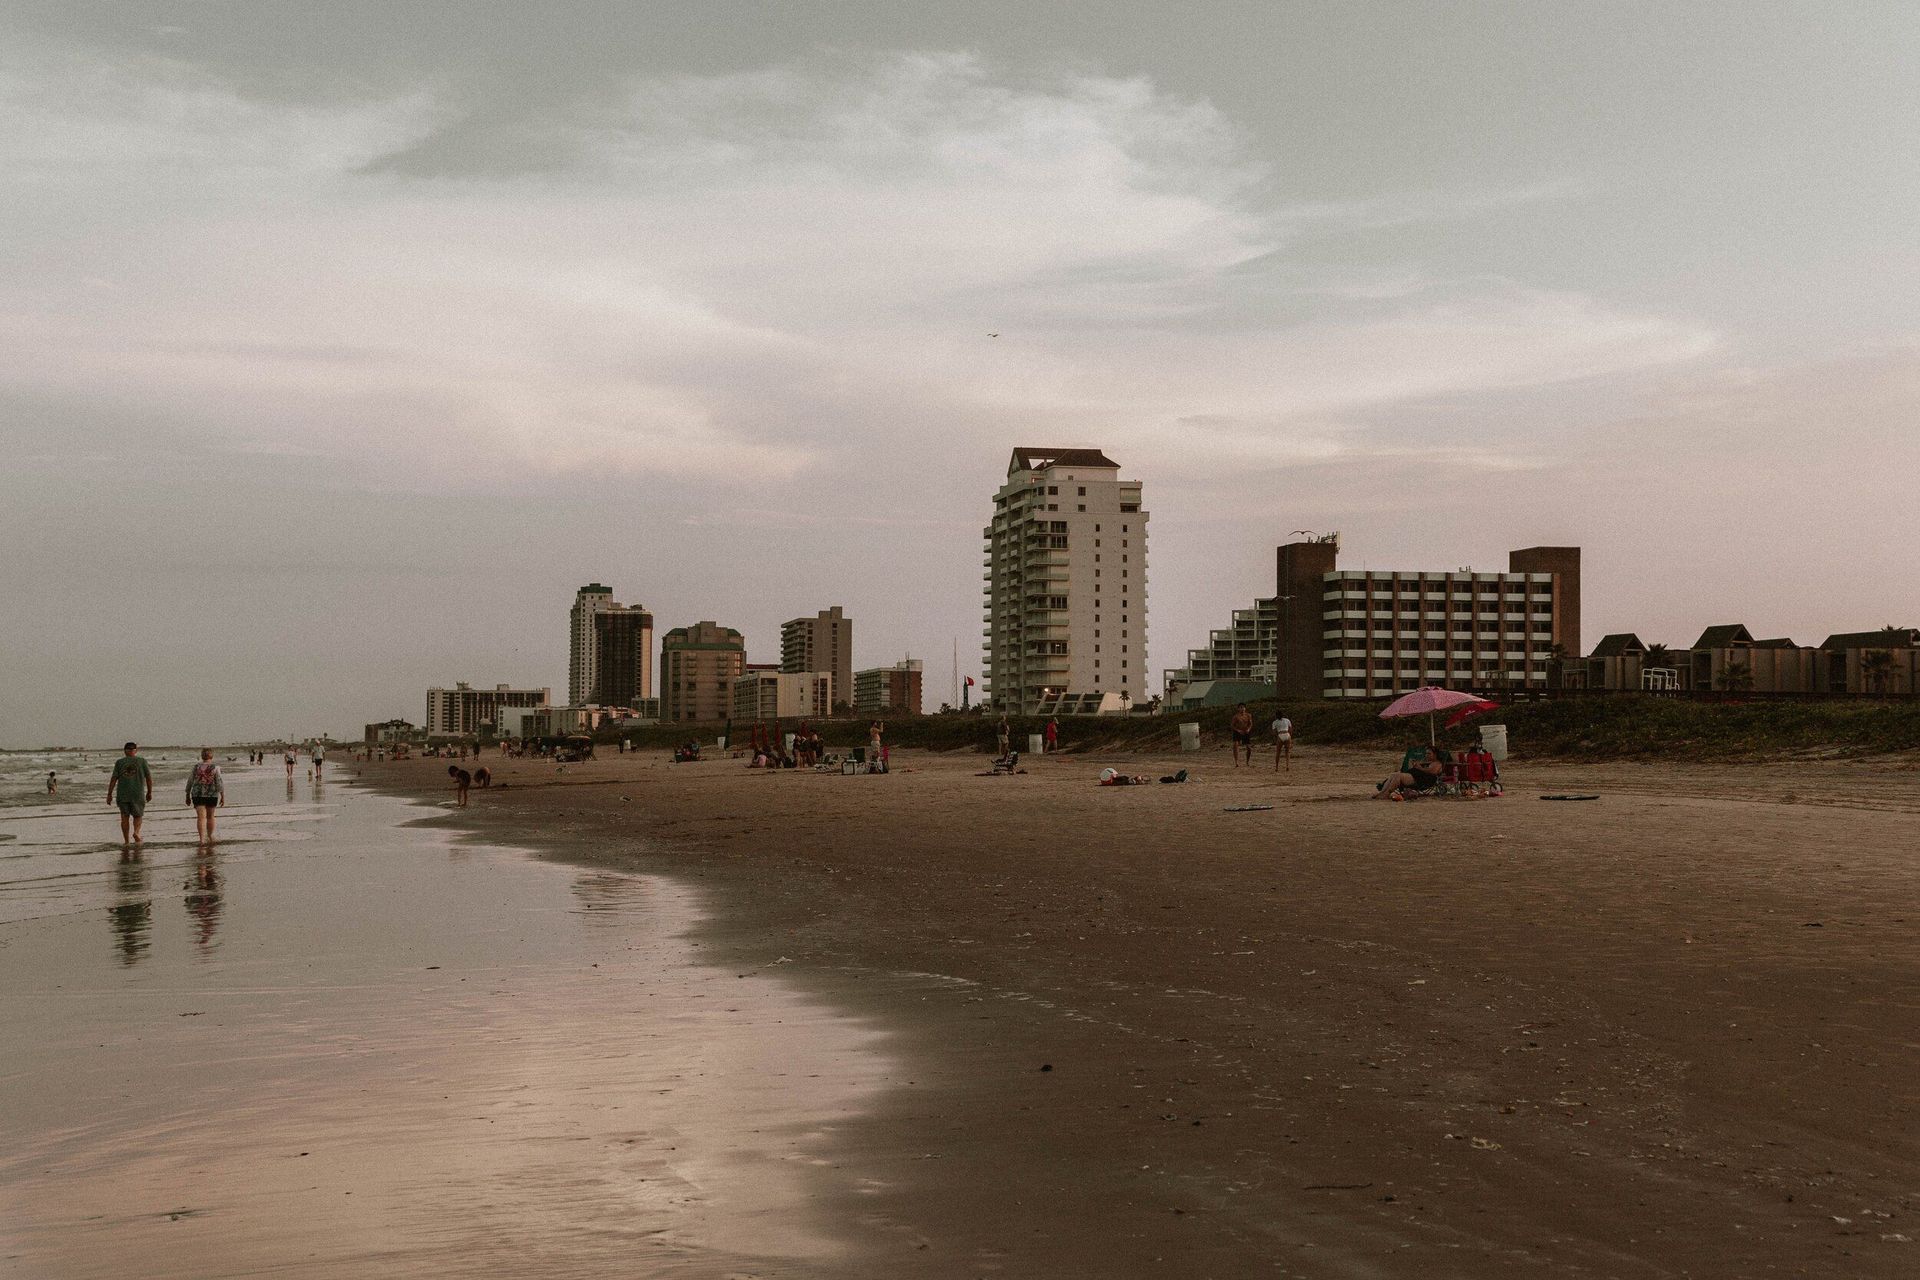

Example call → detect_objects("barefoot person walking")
107 742 153 844
1272 710 1293 772
187 748 226 843
1229 703 1254 767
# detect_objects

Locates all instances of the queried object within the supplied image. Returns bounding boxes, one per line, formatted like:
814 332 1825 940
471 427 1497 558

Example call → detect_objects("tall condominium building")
780 606 853 711
591 605 655 706
1167 537 1580 702
568 584 616 706
659 621 746 723
982 447 1148 715
853 658 923 716
425 682 551 737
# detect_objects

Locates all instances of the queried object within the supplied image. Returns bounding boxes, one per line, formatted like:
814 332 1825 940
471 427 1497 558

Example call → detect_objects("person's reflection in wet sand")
184 849 224 953
286 776 296 804
109 849 152 968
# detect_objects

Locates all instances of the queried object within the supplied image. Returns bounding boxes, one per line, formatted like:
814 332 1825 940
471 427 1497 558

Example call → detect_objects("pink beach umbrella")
1379 687 1498 744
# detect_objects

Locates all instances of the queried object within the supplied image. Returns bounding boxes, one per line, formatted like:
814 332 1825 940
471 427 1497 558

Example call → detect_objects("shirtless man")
1228 703 1254 767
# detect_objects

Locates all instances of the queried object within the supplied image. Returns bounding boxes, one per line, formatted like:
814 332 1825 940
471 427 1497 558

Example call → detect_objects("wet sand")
369 745 1920 1278
0 767 890 1278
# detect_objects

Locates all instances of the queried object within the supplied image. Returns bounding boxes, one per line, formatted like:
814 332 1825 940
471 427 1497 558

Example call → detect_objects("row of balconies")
1324 587 1555 601
1325 668 1551 681
1326 648 1540 661
1324 571 1555 584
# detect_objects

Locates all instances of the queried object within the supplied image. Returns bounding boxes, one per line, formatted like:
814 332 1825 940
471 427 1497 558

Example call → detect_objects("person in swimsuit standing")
1272 711 1293 772
1228 704 1254 766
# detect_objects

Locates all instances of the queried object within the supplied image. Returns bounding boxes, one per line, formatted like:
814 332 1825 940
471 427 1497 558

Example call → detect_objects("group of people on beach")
1226 704 1292 771
744 720 829 769
104 743 227 844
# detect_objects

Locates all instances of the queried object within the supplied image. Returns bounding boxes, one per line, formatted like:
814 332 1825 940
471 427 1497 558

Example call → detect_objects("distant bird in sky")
987 332 999 337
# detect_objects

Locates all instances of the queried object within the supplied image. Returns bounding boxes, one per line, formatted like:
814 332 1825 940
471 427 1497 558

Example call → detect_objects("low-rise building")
363 718 418 745
853 659 923 716
1568 625 1920 696
731 670 833 720
425 682 551 737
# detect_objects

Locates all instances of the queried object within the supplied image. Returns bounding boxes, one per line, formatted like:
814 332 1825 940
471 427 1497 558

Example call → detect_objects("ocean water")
0 753 890 1277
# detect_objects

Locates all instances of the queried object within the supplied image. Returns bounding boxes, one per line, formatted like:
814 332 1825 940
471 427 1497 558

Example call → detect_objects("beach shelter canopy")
1379 687 1498 742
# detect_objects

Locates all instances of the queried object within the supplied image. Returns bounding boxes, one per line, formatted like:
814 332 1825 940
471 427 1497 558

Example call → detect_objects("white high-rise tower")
568 583 615 706
982 448 1148 715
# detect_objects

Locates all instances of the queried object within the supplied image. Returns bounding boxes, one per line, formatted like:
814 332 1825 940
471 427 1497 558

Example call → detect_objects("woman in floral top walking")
187 748 226 844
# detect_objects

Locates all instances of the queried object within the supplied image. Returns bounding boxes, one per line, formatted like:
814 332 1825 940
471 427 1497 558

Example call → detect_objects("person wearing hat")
107 742 153 844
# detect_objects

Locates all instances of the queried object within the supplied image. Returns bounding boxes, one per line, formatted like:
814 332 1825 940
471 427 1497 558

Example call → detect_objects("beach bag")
188 763 219 801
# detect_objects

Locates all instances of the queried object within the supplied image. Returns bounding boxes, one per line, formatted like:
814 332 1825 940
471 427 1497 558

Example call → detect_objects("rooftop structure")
983 447 1147 714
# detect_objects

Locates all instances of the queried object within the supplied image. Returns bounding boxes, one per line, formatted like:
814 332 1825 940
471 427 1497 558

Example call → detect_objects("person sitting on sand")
449 765 472 807
1374 746 1445 800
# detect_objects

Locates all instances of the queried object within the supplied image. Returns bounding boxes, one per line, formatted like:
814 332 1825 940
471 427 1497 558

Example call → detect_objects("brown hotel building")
1173 538 1580 702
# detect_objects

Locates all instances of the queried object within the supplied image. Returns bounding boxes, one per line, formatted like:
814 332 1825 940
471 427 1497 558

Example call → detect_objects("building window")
1077 505 1086 512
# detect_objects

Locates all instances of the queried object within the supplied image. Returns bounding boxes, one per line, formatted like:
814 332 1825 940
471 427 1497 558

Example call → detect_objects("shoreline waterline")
0 760 896 1278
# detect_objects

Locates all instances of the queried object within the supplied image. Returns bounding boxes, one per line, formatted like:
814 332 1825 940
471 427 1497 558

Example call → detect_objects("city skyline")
5 4 1920 745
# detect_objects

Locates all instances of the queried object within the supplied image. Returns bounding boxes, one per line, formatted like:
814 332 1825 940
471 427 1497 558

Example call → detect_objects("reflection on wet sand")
108 849 151 968
0 768 890 1278
183 849 223 953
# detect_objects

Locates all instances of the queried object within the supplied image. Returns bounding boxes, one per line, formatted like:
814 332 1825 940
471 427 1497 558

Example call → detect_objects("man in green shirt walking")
107 742 153 844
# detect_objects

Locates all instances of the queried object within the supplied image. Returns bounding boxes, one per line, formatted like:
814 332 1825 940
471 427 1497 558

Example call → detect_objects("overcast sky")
4 2 1918 746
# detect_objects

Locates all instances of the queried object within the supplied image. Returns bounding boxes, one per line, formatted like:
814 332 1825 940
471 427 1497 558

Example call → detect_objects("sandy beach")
367 744 1920 1278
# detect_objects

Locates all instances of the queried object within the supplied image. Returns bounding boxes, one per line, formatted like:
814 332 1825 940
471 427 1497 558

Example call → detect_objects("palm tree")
1860 650 1895 697
1644 643 1672 668
1715 662 1754 693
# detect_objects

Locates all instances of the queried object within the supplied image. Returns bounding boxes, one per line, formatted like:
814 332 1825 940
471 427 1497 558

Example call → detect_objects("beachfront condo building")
983 447 1148 715
659 622 746 723
731 670 834 721
425 682 552 737
1165 537 1580 702
780 607 853 712
853 659 923 716
591 606 655 706
568 584 616 707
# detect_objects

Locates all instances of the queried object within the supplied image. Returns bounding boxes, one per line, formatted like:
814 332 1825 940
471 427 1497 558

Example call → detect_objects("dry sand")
370 745 1919 1278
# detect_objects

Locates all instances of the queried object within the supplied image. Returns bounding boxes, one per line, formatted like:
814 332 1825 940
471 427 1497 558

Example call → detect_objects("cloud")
0 45 1713 498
